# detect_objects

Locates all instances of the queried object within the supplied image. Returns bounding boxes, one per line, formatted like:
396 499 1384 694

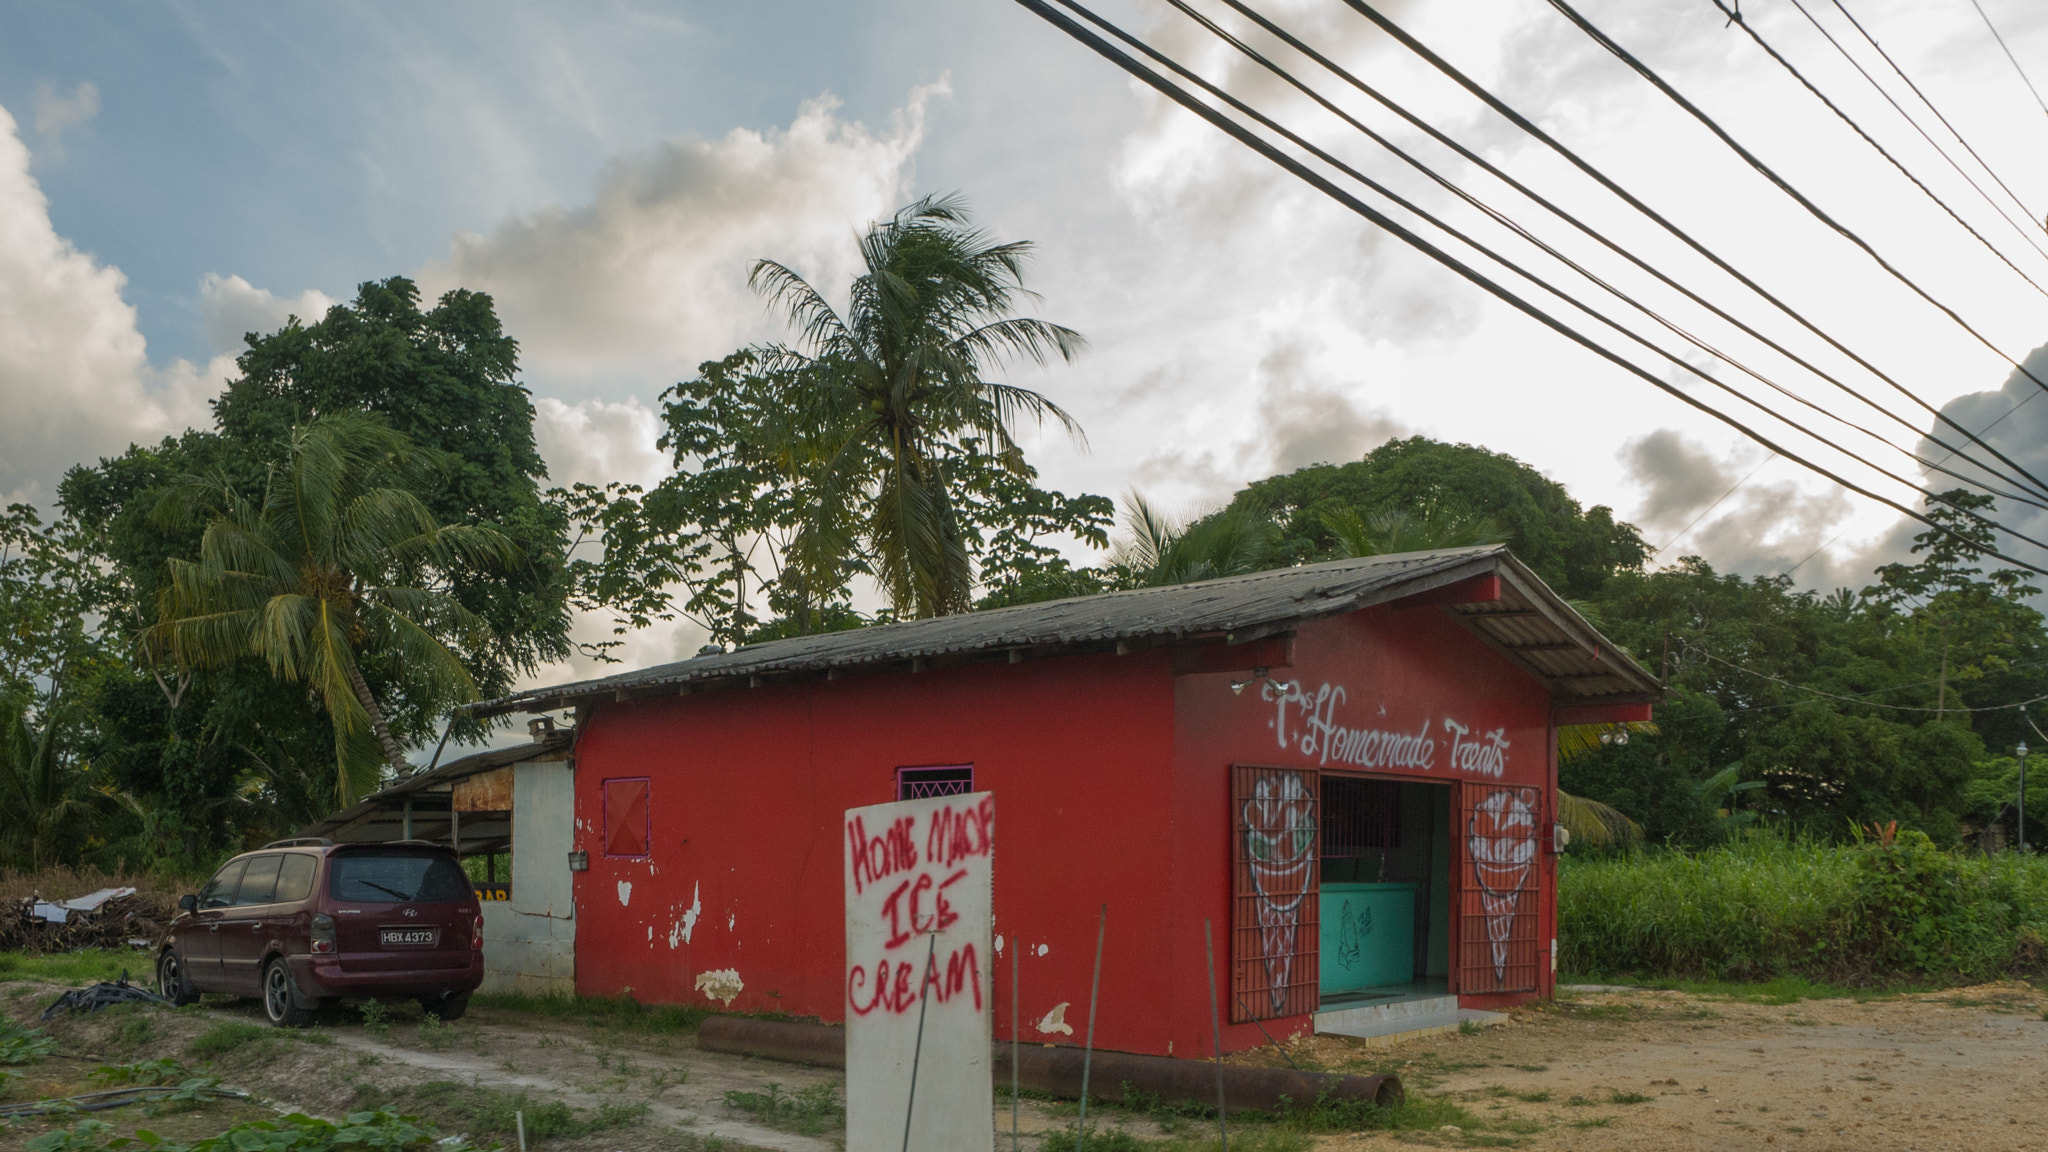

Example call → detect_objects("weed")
1510 1090 1552 1103
186 1022 269 1059
1568 1004 1636 1021
414 1016 455 1050
1510 1064 1549 1073
1608 1090 1652 1105
1459 1019 1484 1035
358 998 390 1037
1564 1095 1597 1107
0 950 133 987
1787 1017 1820 1027
721 1082 844 1136
1570 1116 1617 1128
0 1019 56 1064
1040 1129 1147 1152
89 1056 184 1086
472 990 714 1033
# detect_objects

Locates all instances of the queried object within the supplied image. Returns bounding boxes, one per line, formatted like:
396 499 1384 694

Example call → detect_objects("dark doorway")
1317 776 1450 1006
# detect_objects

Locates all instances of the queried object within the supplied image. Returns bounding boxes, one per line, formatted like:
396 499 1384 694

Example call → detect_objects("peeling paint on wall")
672 883 702 946
617 880 632 907
1035 943 1049 957
995 934 1004 954
1036 1002 1074 1036
695 967 743 1005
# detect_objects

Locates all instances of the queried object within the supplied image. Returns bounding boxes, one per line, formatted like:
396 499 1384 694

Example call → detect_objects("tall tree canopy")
1215 437 1649 599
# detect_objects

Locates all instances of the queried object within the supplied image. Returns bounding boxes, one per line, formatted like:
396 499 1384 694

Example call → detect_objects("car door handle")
251 923 263 932
208 924 219 932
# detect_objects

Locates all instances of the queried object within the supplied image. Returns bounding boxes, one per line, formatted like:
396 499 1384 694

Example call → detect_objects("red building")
474 546 1657 1055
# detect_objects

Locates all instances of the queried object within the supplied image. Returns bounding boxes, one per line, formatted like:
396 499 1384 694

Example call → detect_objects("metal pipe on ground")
694 1016 1403 1113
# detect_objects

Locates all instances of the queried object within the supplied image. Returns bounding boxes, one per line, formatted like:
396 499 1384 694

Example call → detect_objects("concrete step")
1313 994 1458 1032
1313 1005 1507 1046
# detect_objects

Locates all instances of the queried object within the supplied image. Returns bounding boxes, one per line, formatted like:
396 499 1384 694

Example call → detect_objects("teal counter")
1320 882 1416 994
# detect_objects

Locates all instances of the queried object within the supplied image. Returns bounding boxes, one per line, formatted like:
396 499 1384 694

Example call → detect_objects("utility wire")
1542 0 2048 416
1176 0 2048 511
1335 0 2048 506
1687 642 2048 713
1072 0 2048 549
1712 0 2048 295
1968 0 2048 125
1819 0 2046 242
1191 0 2048 510
1013 0 2048 578
1655 454 1776 556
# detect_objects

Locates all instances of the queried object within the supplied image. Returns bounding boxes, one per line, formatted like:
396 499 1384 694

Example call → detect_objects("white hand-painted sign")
1262 680 1512 776
844 793 994 1152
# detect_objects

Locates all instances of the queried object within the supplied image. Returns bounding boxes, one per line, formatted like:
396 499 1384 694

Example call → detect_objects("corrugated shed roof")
473 546 1660 717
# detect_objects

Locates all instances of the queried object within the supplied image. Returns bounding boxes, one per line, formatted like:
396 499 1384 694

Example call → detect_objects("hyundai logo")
402 908 418 917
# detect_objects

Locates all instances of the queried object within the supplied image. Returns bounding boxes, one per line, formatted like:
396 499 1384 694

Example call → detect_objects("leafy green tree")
1218 437 1647 598
1108 496 1285 589
209 276 571 702
749 194 1087 616
144 415 515 804
0 695 103 869
1318 504 1503 558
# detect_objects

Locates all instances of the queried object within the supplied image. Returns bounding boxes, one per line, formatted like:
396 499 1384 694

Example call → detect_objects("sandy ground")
8 978 2048 1150
1280 982 2048 1151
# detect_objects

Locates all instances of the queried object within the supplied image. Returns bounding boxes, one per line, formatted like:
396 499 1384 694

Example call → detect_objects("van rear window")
329 853 471 903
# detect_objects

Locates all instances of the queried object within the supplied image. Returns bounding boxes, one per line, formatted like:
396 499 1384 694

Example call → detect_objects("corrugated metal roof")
297 733 573 845
473 546 1660 716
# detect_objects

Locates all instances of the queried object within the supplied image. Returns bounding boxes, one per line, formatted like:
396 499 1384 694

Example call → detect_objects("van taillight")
472 914 483 950
311 912 336 954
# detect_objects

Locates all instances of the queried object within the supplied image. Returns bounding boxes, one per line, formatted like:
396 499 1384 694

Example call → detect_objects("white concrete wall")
479 756 576 997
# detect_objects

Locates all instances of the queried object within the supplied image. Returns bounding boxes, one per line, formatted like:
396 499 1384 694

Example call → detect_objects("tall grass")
1561 832 2048 983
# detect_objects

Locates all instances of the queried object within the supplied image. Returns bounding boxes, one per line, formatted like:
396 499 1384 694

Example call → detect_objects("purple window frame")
896 764 974 801
603 776 652 859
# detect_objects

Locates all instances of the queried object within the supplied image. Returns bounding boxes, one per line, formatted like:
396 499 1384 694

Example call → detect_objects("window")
897 765 973 801
275 854 317 904
198 859 248 910
234 855 284 905
329 852 471 903
604 778 651 857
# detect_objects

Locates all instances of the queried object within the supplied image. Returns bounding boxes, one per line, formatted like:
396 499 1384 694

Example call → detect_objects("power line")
1712 0 2048 297
1543 0 2048 416
1655 454 1776 557
1333 0 2048 506
1687 642 2048 713
1013 0 2048 579
1968 0 2048 125
1818 0 2046 243
1192 0 2048 510
1068 0 2048 551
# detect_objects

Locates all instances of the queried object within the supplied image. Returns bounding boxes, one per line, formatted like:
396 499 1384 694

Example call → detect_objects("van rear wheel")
262 958 315 1028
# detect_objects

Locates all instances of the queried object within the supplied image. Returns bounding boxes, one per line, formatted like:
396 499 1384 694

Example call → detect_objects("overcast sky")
6 0 2048 682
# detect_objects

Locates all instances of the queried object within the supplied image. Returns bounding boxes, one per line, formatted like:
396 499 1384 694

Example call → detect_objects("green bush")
1561 833 2048 982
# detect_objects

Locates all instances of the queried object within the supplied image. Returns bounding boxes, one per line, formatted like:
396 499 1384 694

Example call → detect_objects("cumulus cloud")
1621 428 1856 581
418 82 948 385
1912 341 2048 581
0 104 216 504
197 273 335 357
532 396 670 491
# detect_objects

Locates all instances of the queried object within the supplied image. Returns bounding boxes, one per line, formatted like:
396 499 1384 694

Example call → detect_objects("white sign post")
844 792 995 1152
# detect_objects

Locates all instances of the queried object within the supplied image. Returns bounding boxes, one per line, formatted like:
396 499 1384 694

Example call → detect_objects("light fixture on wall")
1230 667 1293 695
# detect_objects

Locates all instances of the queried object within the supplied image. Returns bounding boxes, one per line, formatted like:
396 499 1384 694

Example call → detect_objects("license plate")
380 928 439 947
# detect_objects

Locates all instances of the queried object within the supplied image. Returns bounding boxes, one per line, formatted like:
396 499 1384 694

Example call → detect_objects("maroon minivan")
156 839 484 1027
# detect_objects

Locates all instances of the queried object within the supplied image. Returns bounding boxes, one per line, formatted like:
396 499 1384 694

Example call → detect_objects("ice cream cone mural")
1243 771 1317 1012
1466 787 1537 986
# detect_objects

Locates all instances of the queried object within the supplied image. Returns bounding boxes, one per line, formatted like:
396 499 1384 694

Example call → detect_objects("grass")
1572 973 1903 1005
1560 833 2048 984
0 949 143 986
353 1079 648 1143
721 1082 843 1136
185 1021 273 1058
473 990 716 1033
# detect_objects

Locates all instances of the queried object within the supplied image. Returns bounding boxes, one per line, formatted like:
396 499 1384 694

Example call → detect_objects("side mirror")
179 894 198 912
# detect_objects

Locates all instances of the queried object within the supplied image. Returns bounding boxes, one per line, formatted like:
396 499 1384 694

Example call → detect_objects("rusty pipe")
694 1016 1403 1112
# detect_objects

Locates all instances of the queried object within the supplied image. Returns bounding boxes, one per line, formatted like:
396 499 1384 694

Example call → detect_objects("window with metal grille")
1320 777 1400 857
897 765 973 801
604 778 651 858
1457 783 1540 994
1232 764 1319 1023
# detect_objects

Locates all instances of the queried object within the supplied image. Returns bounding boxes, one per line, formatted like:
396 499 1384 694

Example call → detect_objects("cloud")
1254 341 1408 474
1620 429 1856 581
1913 341 2048 582
196 273 336 357
418 82 948 386
532 396 670 491
0 103 217 504
30 81 98 158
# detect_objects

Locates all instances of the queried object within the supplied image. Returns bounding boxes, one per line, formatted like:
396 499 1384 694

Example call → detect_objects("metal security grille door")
1232 765 1319 1023
1457 784 1540 994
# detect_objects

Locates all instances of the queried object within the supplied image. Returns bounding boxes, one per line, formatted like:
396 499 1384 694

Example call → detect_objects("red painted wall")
566 601 1559 1058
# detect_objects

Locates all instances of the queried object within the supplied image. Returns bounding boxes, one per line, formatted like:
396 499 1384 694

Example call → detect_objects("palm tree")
749 194 1085 617
0 696 99 869
1111 495 1284 588
144 415 515 805
1319 505 1503 558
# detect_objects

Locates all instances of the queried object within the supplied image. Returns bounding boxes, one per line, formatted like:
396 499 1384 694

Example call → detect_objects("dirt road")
10 979 2048 1149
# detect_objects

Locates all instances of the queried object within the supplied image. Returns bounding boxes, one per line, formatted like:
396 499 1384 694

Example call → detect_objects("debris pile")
0 888 174 954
